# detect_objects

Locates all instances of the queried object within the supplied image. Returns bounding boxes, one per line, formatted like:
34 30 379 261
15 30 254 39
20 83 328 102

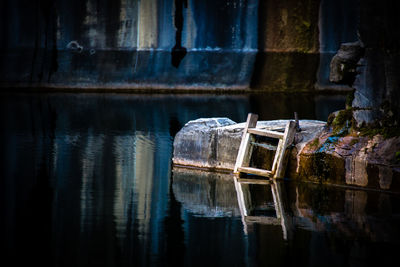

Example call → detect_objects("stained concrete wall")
0 0 378 94
0 0 259 88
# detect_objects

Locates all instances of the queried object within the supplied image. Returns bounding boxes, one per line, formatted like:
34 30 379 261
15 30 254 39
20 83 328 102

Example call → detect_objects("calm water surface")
1 93 399 267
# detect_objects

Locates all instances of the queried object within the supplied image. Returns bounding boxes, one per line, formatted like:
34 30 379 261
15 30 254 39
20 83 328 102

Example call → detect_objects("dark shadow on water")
162 175 185 267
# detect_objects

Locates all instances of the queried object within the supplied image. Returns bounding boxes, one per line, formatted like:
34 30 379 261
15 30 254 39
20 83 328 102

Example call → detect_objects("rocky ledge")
173 117 400 192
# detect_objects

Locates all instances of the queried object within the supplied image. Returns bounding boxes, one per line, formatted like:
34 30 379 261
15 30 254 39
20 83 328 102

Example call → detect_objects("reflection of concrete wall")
134 132 155 237
80 134 105 232
112 135 136 239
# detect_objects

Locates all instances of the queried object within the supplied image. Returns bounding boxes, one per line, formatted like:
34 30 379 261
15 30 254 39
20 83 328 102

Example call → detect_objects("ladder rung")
237 178 272 185
238 167 273 177
247 128 284 139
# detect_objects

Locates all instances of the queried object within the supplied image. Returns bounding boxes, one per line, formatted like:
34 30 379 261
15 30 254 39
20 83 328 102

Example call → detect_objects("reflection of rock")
172 168 240 217
287 182 400 243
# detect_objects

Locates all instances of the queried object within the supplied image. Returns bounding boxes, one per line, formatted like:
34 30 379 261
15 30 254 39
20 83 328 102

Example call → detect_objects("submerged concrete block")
172 117 238 170
173 117 326 173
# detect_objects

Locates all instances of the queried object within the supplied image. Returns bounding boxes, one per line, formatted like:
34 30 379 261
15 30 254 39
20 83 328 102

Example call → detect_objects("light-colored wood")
242 135 255 168
271 138 283 174
247 128 284 139
234 177 248 217
273 121 296 178
238 167 273 177
237 178 272 185
234 113 258 173
234 177 249 234
234 113 296 180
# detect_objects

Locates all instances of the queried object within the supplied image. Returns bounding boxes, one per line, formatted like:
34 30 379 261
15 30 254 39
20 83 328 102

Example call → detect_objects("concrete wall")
0 0 371 92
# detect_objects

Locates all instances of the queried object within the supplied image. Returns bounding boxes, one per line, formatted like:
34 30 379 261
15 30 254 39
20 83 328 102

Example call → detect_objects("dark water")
1 92 399 267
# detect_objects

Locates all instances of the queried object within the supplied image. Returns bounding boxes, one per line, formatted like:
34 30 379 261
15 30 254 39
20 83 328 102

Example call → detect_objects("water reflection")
233 177 292 239
172 167 400 266
3 92 398 266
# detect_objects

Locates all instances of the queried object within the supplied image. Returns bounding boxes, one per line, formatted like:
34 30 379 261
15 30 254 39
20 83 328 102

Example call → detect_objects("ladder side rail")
273 121 296 178
234 113 258 173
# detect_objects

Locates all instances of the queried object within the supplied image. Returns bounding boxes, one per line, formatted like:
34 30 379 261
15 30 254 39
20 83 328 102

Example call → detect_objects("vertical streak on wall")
138 0 158 49
231 0 242 50
244 0 258 50
118 0 139 48
182 0 197 50
157 0 174 50
83 0 102 48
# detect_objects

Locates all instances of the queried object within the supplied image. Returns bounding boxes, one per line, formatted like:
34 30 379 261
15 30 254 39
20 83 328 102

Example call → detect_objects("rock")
329 41 364 84
172 117 239 170
298 129 400 191
173 117 400 191
173 117 326 172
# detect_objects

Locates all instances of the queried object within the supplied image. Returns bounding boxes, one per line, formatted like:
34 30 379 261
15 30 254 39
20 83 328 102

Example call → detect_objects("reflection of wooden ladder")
234 113 296 179
233 177 292 239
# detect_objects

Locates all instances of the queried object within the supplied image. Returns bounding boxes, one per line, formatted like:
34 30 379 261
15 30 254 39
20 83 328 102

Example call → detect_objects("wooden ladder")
234 113 296 179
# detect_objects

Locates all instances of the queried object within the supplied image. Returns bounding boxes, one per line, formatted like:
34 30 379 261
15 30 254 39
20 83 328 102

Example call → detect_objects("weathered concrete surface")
0 0 361 91
258 0 320 53
173 117 326 172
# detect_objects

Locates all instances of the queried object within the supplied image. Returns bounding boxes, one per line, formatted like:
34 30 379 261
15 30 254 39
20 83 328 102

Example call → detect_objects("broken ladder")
234 113 296 179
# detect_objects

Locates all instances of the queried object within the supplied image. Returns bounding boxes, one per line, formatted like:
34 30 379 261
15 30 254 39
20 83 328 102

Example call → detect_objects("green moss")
327 113 336 126
396 151 400 163
331 109 353 136
302 20 311 28
345 90 355 108
310 138 320 148
332 109 352 127
360 126 400 139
